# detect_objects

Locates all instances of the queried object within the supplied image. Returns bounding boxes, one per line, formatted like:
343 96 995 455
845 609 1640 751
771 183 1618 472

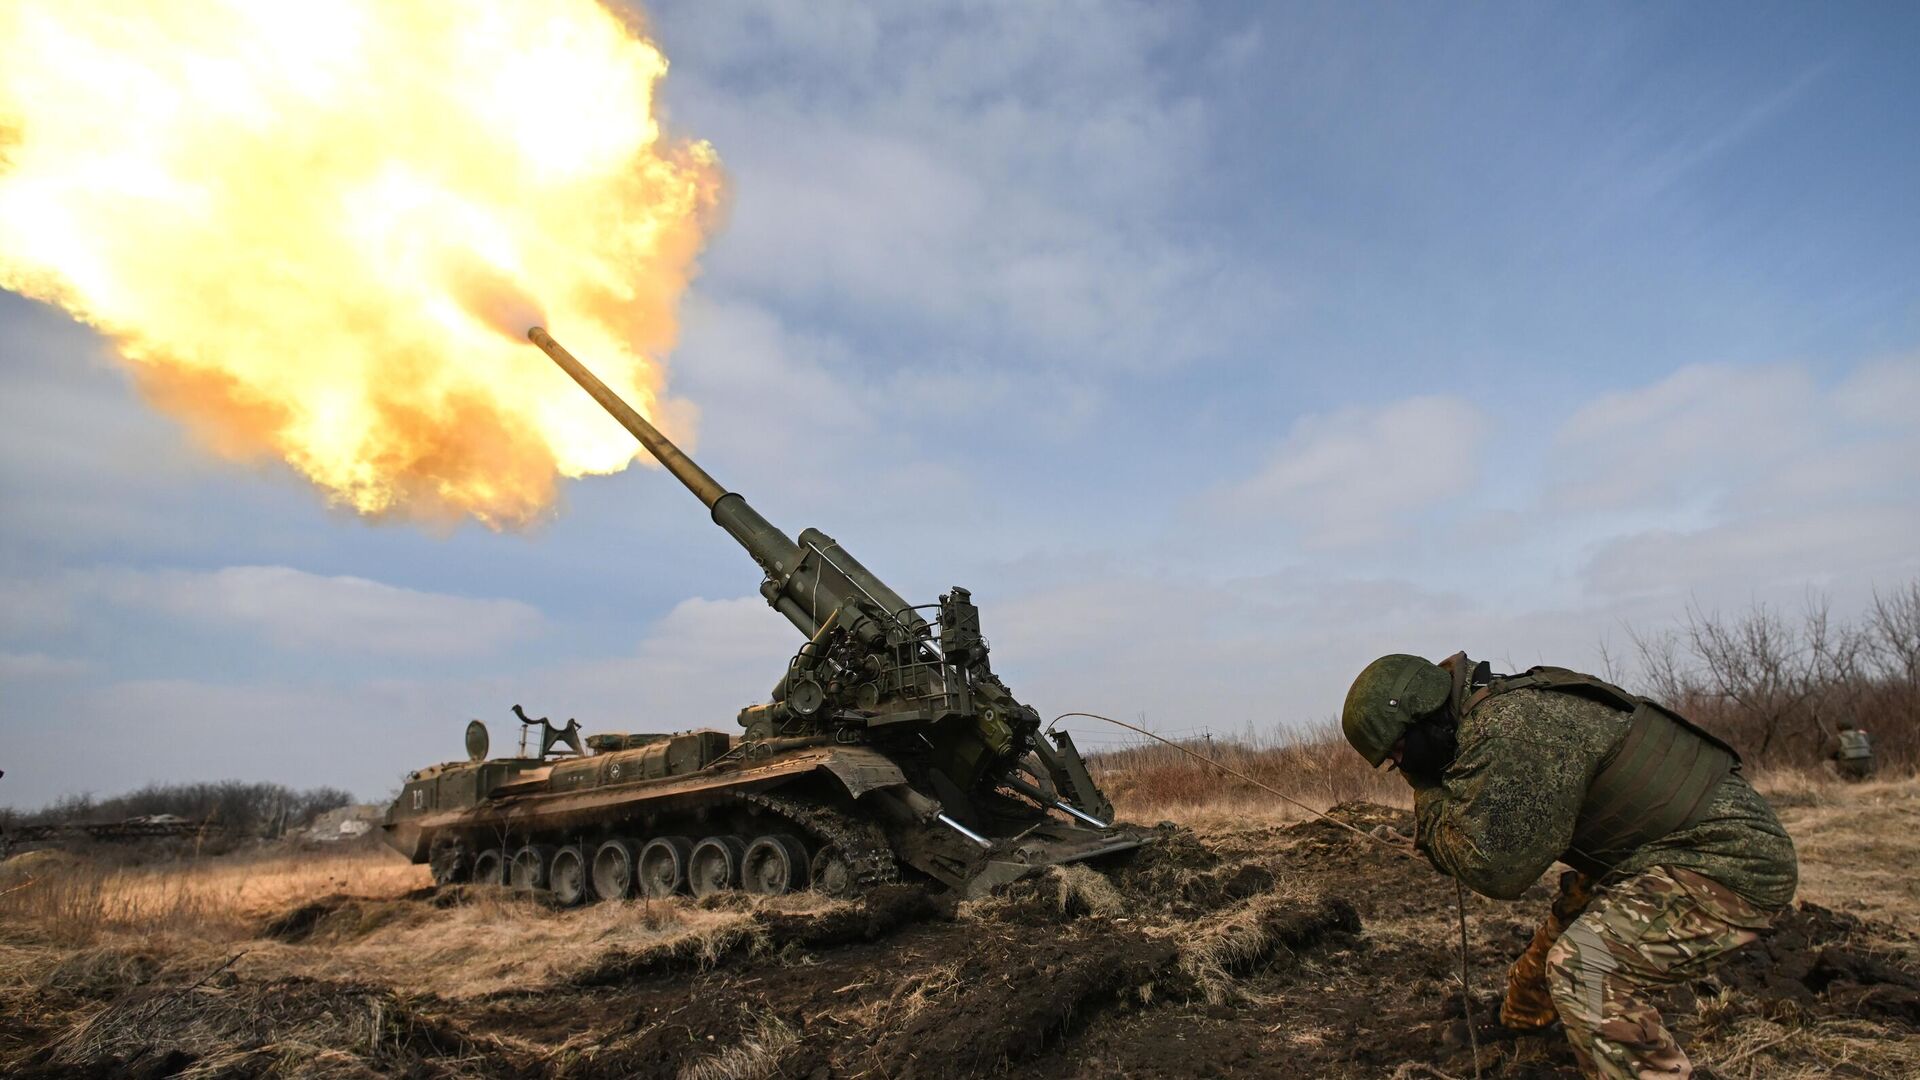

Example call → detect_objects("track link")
739 790 899 888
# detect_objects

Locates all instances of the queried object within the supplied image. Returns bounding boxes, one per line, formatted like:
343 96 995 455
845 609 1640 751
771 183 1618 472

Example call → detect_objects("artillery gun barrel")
518 327 1126 841
529 327 724 507
529 327 808 597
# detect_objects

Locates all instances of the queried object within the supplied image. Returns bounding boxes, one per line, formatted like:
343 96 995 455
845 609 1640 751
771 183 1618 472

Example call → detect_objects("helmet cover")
1342 653 1451 766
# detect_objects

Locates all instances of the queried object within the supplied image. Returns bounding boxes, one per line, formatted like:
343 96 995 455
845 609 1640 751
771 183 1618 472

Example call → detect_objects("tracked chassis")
388 737 1144 902
382 328 1148 899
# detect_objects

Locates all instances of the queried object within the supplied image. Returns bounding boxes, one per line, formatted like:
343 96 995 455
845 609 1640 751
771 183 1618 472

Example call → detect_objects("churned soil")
9 802 1919 1079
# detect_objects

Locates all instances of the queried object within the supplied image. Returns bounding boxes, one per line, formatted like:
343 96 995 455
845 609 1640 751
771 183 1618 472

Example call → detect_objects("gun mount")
379 329 1141 901
527 327 1112 820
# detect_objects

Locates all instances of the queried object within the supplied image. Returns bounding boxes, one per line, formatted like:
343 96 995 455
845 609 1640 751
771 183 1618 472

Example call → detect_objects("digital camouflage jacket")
1413 687 1798 910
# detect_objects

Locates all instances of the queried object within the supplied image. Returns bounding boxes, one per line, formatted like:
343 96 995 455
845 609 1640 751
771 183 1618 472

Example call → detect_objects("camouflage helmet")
1342 654 1451 766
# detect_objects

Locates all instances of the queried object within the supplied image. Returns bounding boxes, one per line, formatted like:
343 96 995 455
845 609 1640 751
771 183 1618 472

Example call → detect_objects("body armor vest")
1836 729 1872 761
1454 665 1739 878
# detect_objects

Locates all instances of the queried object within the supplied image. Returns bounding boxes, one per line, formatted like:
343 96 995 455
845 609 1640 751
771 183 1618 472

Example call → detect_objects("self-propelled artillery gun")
381 328 1144 900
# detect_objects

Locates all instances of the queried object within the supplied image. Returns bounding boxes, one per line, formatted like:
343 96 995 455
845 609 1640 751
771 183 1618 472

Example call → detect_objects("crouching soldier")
1827 721 1874 781
1343 653 1798 1079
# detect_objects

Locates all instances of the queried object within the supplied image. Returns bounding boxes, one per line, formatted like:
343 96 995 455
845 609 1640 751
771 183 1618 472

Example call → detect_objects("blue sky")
3 2 1918 808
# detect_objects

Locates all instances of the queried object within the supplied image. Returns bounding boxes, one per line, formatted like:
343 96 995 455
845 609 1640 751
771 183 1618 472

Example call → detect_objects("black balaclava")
1397 715 1458 785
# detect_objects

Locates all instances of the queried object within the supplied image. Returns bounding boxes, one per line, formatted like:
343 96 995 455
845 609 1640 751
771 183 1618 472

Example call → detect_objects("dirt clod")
36 977 499 1078
759 884 943 949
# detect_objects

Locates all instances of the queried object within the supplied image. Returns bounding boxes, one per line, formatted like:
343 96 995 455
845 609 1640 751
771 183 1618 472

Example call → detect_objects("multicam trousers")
1543 865 1776 1080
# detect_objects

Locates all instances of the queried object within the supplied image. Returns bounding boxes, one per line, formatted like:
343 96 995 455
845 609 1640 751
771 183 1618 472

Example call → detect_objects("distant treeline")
1088 580 1920 813
2 780 356 836
1617 580 1920 771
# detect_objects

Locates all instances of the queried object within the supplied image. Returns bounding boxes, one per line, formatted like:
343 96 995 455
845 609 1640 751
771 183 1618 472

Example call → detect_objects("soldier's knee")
1544 934 1582 1015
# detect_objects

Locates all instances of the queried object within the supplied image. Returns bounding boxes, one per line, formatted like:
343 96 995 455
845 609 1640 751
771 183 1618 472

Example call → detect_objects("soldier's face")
1385 736 1407 769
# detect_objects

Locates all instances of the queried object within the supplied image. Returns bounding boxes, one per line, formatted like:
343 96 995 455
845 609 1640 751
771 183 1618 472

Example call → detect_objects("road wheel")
808 847 857 897
509 844 555 891
742 834 809 896
471 848 506 886
428 836 470 885
592 839 637 900
637 836 694 898
549 845 590 906
687 836 747 898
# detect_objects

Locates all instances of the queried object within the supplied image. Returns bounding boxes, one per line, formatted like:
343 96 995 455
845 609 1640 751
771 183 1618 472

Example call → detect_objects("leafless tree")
1865 582 1920 726
1682 601 1819 761
1804 594 1869 740
1626 623 1691 706
1595 631 1626 685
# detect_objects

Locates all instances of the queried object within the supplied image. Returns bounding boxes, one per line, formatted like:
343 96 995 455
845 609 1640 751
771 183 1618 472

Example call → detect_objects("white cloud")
530 595 798 726
0 565 543 657
1548 357 1920 599
640 595 794 656
652 1 1270 374
1551 363 1814 510
0 574 79 639
985 564 1622 749
1207 395 1486 547
673 292 1106 525
0 595 801 808
0 651 90 680
1550 359 1920 513
1833 357 1920 426
117 566 545 657
10 678 435 806
1582 507 1920 600
672 295 875 490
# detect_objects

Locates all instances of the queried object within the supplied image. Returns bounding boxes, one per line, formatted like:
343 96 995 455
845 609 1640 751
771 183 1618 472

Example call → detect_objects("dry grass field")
1088 722 1409 828
2 770 1915 1079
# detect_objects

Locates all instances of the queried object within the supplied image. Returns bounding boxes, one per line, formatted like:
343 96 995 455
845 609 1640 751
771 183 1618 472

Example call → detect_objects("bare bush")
1865 582 1920 727
1098 580 1920 818
1622 583 1920 772
8 780 355 837
1685 600 1817 760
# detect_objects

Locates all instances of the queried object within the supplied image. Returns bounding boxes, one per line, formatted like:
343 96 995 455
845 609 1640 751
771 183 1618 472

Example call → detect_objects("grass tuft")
675 1011 799 1080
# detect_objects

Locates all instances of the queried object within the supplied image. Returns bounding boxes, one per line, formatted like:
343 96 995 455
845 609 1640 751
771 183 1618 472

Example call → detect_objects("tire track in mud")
567 886 943 986
536 840 1365 1080
556 907 1361 1079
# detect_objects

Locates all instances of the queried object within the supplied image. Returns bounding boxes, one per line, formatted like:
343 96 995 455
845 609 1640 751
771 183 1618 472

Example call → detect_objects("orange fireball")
0 0 722 527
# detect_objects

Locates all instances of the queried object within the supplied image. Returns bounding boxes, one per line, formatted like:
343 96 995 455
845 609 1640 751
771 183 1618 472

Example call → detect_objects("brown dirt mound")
262 884 568 944
261 893 438 945
555 882 1364 1080
860 933 1180 1077
1713 901 1920 1023
1020 808 1920 1080
260 895 343 942
12 803 1920 1079
23 977 509 1079
281 816 1913 1078
757 884 945 950
568 886 942 988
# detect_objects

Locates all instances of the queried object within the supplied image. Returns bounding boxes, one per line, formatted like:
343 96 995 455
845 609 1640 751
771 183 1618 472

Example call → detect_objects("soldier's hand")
1367 822 1415 851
